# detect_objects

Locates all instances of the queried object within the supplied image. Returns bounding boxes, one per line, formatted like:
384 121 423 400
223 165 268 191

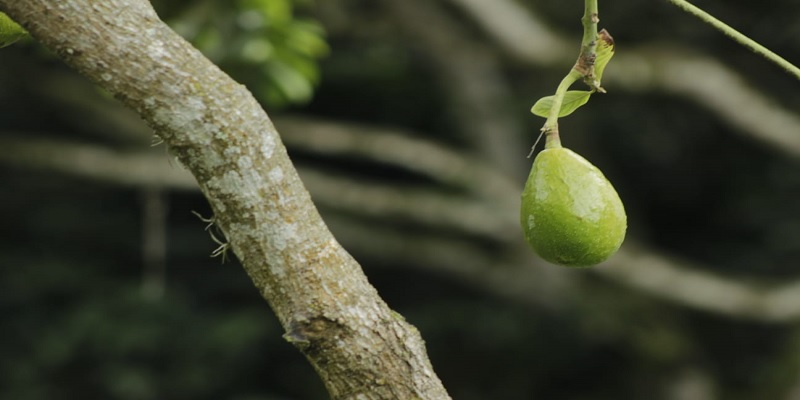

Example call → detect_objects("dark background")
2 0 800 399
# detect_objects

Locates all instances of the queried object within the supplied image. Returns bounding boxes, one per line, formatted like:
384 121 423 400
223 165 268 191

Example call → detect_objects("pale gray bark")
0 1 451 398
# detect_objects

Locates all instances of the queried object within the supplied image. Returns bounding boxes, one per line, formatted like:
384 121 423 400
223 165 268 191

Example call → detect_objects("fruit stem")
541 70 581 149
536 0 600 152
576 0 601 91
665 0 800 81
544 131 561 149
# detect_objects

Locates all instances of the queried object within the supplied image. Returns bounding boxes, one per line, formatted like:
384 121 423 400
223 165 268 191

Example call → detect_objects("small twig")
665 0 800 81
526 129 546 158
576 0 601 90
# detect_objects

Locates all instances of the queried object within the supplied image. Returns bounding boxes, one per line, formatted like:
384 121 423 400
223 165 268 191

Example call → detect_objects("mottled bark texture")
0 1 451 399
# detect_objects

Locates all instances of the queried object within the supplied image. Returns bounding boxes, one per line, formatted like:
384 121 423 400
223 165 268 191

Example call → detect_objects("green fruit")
0 12 27 49
521 147 626 267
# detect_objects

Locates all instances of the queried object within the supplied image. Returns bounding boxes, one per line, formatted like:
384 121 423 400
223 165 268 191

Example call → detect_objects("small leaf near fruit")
594 29 615 87
530 90 592 118
520 147 626 267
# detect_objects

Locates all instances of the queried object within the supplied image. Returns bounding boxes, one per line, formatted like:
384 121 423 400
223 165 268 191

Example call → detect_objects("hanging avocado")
521 147 626 267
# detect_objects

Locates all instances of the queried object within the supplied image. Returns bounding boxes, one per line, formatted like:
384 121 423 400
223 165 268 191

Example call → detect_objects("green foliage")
0 11 27 48
530 30 614 119
593 29 615 86
530 90 592 118
162 0 328 107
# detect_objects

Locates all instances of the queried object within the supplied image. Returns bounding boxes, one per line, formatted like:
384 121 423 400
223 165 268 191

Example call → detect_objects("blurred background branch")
5 122 800 323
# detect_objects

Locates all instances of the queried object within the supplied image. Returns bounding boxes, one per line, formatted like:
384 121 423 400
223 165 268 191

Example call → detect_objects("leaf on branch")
530 91 593 118
0 12 27 48
594 29 615 85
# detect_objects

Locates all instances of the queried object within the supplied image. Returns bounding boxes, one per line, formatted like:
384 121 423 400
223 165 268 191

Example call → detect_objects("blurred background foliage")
159 0 328 107
1 0 800 399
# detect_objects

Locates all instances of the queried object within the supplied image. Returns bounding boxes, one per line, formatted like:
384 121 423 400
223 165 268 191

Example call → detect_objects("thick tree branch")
0 1 451 398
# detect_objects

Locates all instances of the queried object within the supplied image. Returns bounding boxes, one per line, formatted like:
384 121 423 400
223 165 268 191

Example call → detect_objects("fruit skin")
521 147 626 267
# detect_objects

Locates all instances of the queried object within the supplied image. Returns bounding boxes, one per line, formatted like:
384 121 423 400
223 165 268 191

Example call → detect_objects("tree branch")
441 0 573 64
382 0 527 178
275 116 521 204
0 1 451 398
610 49 800 157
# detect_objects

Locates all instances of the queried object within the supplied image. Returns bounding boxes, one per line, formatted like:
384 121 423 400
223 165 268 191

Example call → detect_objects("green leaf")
0 12 27 49
530 91 593 118
594 29 615 84
263 60 314 104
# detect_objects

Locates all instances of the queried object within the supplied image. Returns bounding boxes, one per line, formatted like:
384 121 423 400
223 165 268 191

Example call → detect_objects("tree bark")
0 1 451 398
